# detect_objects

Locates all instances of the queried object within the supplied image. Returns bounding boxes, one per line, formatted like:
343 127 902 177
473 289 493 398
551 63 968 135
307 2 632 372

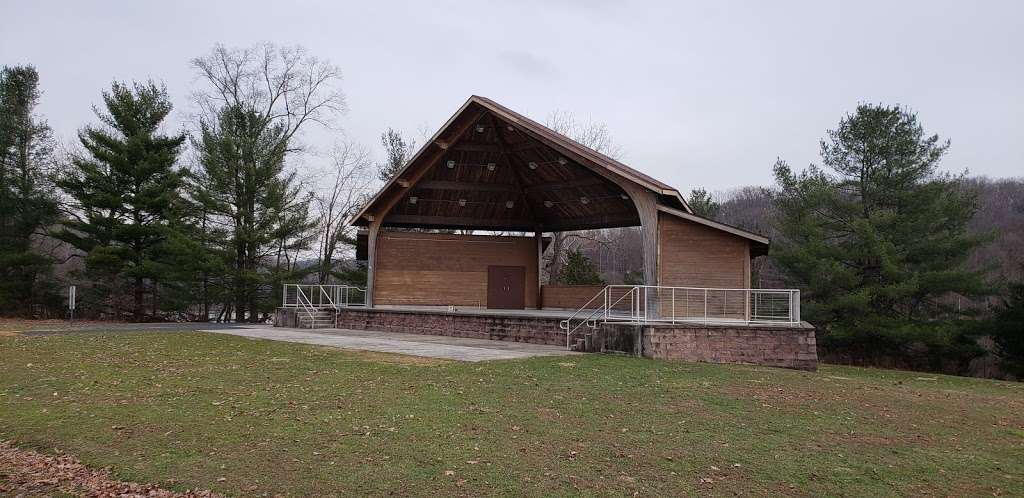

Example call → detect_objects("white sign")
68 285 76 310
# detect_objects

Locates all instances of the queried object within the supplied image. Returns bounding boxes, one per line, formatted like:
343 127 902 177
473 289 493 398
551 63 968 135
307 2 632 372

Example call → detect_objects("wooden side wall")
540 285 606 309
657 213 751 289
373 231 538 307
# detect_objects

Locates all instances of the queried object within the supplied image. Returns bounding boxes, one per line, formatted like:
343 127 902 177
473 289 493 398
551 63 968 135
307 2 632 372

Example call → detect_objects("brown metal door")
487 266 526 309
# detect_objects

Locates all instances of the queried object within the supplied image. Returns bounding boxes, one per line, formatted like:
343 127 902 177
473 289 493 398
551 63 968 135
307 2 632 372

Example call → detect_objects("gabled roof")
470 96 691 209
349 96 692 230
656 205 770 256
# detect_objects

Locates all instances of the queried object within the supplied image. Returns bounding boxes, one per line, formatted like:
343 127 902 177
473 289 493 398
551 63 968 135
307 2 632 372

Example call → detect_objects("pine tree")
56 81 186 320
377 127 415 181
561 249 605 285
772 104 989 361
190 105 316 322
687 188 721 219
0 65 60 314
987 268 1024 378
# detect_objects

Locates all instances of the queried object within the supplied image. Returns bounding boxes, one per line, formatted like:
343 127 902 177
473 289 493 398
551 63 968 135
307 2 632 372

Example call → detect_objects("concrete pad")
202 326 577 362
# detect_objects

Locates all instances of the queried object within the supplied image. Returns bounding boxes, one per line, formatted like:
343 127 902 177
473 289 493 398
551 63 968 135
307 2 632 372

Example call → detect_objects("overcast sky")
3 0 1022 193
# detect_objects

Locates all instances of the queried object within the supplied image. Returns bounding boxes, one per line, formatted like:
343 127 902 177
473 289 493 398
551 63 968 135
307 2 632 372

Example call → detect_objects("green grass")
1 331 1022 496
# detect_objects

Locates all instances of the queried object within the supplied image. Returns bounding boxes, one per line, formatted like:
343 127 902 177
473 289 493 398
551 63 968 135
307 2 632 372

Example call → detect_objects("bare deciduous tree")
542 110 628 283
314 140 375 284
191 43 346 143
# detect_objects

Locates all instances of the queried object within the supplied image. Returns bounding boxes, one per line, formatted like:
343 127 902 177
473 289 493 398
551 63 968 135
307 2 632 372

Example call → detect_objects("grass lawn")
1 331 1022 496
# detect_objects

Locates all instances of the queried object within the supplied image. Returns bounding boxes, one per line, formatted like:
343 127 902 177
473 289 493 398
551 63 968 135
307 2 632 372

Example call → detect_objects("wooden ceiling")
358 100 652 232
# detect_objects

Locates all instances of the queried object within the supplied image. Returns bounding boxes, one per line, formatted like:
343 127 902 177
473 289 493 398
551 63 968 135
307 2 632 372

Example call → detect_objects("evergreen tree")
687 188 721 219
987 269 1024 378
377 127 415 181
0 65 60 314
772 104 989 362
56 81 186 320
190 105 315 322
561 249 605 285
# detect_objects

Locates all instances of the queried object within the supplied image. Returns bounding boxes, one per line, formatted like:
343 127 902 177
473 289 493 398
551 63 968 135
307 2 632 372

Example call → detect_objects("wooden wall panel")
540 285 606 309
657 213 751 289
374 231 538 307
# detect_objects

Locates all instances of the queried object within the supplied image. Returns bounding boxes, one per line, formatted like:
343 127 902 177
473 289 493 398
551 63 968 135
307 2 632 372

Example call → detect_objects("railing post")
671 288 676 324
745 289 750 323
604 286 609 322
642 287 646 323
792 290 801 323
282 284 287 307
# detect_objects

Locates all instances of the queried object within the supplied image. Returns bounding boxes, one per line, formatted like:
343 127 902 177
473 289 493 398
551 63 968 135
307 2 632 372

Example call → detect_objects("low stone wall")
540 285 605 309
275 307 300 328
641 322 817 370
335 308 565 346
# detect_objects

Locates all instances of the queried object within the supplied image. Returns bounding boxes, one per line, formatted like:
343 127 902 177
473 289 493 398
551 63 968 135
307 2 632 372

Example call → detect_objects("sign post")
68 285 76 322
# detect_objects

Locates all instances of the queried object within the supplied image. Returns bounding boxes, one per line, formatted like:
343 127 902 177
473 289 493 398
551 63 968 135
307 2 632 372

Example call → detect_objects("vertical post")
703 288 708 323
68 285 76 323
745 288 750 323
365 219 381 308
535 229 543 309
792 290 801 323
282 284 287 307
671 288 676 324
604 286 609 321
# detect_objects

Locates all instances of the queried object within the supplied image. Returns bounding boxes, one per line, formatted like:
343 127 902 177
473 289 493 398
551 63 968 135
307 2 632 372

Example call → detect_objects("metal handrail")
282 284 367 309
294 286 318 323
559 286 639 349
559 284 801 350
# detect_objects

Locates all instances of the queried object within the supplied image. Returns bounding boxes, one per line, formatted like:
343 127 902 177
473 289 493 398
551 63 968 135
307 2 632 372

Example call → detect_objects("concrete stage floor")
206 325 578 362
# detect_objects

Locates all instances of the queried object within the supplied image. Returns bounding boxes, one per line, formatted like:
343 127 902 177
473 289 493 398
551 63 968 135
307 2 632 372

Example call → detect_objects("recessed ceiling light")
543 200 554 208
620 194 629 200
507 125 514 131
409 196 418 205
447 160 456 169
487 162 496 171
458 198 467 207
528 162 538 170
505 200 515 209
476 125 485 133
579 197 590 205
558 157 567 165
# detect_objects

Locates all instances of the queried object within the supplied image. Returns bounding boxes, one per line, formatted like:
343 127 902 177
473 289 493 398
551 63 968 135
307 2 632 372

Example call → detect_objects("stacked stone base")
641 323 817 370
334 308 565 345
278 307 817 370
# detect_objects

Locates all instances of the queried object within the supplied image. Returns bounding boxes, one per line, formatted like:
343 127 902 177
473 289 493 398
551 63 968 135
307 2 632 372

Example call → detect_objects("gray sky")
3 0 1022 192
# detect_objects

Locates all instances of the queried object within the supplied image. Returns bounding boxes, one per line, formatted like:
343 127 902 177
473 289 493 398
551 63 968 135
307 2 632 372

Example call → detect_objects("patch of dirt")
0 440 220 497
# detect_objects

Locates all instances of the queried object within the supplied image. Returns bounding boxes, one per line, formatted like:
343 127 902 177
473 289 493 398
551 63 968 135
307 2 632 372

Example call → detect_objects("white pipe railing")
560 285 801 350
282 284 367 309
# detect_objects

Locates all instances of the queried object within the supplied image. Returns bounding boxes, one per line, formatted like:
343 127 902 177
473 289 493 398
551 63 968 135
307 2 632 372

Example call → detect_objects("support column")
365 219 382 307
616 184 659 288
613 182 659 320
535 229 543 309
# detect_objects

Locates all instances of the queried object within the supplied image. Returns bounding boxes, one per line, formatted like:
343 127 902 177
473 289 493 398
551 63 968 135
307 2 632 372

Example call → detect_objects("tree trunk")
133 276 144 321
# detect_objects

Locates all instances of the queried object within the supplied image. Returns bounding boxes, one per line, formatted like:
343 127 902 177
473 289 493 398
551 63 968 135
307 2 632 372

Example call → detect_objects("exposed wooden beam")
542 214 640 232
451 143 504 153
417 180 520 193
372 108 487 219
523 177 606 193
384 214 535 230
491 114 539 222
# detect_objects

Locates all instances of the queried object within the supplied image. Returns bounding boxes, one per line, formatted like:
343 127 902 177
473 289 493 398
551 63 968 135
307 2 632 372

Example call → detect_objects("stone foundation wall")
335 309 565 346
275 307 300 328
641 323 817 370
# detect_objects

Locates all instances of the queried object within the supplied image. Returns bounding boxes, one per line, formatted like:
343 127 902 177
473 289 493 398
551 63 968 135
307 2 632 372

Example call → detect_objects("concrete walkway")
204 326 577 362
